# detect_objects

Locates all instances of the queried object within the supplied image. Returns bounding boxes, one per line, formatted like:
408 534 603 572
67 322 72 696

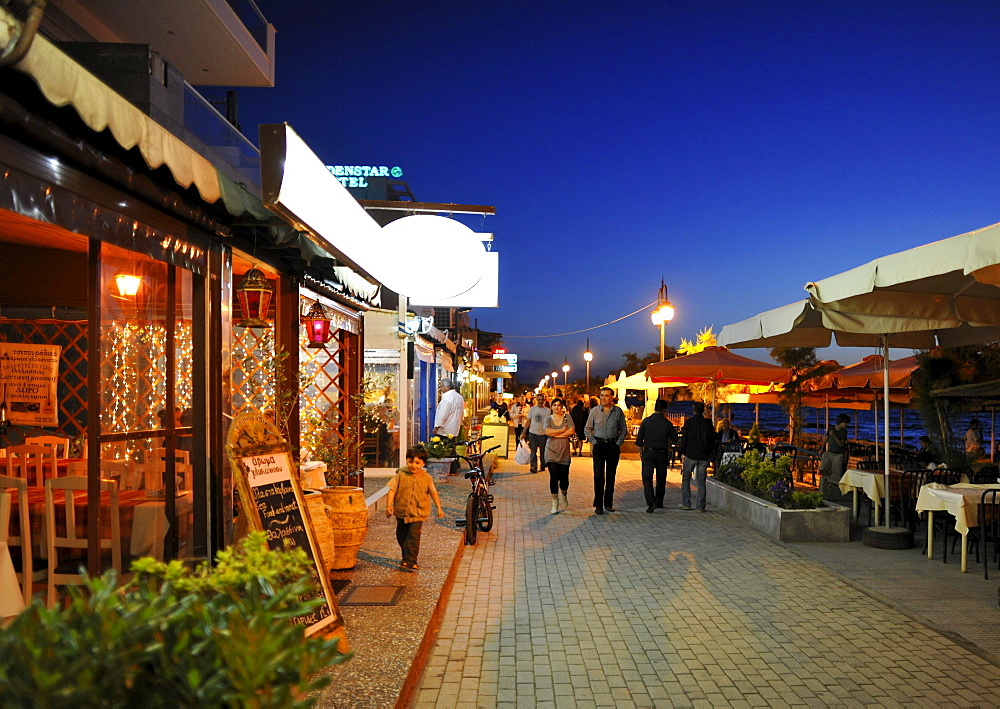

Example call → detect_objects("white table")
916 483 1000 572
838 469 887 524
0 541 26 618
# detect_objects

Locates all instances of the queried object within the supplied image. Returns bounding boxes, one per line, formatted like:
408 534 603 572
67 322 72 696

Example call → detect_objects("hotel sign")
326 165 403 188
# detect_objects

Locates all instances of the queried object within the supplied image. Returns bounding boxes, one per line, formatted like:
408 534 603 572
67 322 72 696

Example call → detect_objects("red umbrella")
646 346 792 420
807 355 920 448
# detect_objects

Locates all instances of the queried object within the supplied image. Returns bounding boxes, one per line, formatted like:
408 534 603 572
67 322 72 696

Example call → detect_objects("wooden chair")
25 435 71 459
5 445 58 486
45 476 126 607
101 460 139 491
0 474 44 606
148 448 192 491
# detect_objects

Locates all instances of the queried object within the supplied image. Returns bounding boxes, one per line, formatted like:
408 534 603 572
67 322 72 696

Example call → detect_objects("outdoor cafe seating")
0 441 193 609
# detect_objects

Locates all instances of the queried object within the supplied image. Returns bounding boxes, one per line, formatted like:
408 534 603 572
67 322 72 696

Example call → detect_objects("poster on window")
0 343 61 427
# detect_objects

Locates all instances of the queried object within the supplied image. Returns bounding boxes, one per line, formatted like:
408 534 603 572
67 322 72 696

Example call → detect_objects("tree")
769 347 838 446
678 327 717 356
620 344 677 374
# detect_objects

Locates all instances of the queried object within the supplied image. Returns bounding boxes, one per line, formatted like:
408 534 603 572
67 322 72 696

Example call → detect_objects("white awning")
1 8 222 203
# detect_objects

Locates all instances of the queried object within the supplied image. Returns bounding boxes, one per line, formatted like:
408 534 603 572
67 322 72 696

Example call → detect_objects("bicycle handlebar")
457 444 502 469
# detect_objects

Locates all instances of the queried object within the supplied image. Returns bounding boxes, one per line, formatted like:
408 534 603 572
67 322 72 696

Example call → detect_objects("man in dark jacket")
635 399 677 512
678 401 716 512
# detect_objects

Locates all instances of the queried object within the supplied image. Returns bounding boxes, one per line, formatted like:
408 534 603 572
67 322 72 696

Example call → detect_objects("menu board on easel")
0 344 61 426
227 412 345 642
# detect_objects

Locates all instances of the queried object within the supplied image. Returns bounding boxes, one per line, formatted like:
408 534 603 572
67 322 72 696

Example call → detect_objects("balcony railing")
182 83 260 195
225 0 270 52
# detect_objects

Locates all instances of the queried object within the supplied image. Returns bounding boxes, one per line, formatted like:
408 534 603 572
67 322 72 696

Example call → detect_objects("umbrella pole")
755 403 759 424
711 381 717 424
882 336 891 529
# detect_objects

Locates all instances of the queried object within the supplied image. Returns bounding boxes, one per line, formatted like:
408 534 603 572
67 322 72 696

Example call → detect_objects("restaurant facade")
0 0 499 588
0 2 384 570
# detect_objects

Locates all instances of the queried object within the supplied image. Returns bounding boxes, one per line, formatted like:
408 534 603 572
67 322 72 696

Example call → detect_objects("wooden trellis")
0 320 88 440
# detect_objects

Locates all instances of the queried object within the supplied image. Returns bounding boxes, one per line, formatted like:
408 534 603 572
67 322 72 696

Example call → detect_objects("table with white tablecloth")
916 483 1000 572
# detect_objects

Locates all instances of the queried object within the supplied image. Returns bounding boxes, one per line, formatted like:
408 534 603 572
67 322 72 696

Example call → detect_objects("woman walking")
544 398 575 513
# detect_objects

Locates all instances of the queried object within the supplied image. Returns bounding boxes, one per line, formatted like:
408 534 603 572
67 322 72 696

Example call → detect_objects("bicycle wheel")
477 490 493 532
464 493 478 545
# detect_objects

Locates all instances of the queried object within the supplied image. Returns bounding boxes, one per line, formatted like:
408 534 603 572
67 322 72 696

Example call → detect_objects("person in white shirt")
433 378 465 441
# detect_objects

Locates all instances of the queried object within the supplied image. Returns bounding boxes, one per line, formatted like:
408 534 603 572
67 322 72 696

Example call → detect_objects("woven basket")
303 490 336 577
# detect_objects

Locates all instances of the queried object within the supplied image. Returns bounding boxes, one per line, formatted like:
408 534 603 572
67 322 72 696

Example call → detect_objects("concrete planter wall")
706 478 850 543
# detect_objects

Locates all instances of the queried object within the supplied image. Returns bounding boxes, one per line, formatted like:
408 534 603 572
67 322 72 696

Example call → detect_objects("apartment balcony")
46 0 275 86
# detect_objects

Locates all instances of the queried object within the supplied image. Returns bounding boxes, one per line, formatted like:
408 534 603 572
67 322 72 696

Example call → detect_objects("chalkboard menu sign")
227 413 345 642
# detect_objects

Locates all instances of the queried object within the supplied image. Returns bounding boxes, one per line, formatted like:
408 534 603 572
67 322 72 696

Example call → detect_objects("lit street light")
650 278 675 361
562 358 570 388
583 339 593 396
551 371 559 393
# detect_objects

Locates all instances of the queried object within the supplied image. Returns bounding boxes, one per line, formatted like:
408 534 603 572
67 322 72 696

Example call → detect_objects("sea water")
664 401 996 449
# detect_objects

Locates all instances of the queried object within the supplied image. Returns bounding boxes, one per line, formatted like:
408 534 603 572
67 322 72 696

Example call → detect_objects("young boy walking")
385 444 445 571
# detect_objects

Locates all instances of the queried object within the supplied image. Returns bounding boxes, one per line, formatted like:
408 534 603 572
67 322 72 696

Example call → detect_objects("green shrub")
0 532 351 707
711 450 823 510
785 491 824 510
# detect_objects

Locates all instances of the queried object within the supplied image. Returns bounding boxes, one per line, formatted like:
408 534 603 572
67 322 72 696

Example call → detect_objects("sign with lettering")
326 164 403 188
227 413 345 642
0 343 60 426
495 352 517 373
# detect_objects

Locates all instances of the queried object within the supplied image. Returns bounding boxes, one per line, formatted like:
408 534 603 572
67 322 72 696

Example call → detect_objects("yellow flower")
431 436 440 442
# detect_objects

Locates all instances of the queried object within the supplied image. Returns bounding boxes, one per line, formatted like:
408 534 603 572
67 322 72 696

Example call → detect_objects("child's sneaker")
408 562 419 571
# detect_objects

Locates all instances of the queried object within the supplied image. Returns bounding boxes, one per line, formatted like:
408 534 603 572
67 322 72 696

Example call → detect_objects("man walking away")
679 401 716 512
433 379 465 448
585 387 627 514
523 394 551 474
636 398 677 512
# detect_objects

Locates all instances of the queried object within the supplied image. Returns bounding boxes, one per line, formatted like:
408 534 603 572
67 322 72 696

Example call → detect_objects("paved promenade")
413 457 1000 707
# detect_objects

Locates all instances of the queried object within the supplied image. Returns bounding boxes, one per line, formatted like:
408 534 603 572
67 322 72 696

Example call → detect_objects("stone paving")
413 457 1000 707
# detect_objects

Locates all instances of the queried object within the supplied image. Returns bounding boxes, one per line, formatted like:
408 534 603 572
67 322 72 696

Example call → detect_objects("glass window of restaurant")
97 242 200 561
0 208 211 570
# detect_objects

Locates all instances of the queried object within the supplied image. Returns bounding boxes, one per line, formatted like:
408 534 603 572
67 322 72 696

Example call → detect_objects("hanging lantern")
302 300 334 348
235 266 273 328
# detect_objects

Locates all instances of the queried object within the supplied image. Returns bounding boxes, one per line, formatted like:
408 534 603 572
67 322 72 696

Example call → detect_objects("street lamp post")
650 278 675 361
551 371 559 395
583 339 593 397
562 358 570 389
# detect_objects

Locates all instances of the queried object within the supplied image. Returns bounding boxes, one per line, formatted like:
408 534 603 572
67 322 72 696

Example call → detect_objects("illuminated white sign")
326 165 403 188
261 125 497 304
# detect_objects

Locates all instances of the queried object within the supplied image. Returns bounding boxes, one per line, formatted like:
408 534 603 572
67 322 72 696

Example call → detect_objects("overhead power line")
502 300 659 339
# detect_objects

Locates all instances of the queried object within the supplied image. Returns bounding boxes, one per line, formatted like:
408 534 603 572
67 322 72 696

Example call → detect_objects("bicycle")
455 443 501 545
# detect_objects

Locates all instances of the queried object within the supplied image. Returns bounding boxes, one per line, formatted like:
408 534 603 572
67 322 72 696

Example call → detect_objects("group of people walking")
511 388 726 517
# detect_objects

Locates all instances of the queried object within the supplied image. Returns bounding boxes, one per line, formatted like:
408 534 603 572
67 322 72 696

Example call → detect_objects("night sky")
234 1 1000 385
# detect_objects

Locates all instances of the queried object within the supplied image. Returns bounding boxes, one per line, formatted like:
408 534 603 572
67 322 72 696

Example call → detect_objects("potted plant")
422 435 460 475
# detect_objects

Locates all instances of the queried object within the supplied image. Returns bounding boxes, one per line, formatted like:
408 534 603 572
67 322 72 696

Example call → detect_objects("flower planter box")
706 478 850 543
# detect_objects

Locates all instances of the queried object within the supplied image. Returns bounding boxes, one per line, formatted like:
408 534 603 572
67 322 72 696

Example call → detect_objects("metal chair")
975 489 1000 579
891 469 926 533
45 476 126 607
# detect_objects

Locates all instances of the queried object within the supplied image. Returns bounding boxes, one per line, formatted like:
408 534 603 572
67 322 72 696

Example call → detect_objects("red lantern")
235 267 273 328
302 300 334 348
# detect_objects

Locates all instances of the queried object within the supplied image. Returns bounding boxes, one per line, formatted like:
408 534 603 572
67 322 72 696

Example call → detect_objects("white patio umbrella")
719 219 1000 533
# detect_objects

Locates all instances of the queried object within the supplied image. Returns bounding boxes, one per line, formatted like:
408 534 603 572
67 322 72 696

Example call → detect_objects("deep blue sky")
237 1 1000 383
